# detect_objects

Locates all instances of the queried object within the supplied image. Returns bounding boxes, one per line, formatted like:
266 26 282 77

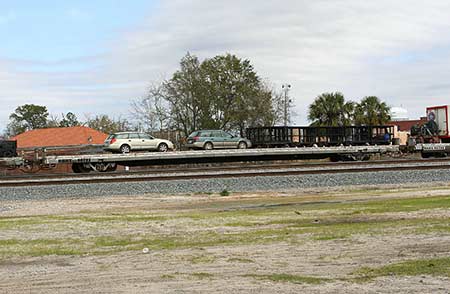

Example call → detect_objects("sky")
1 0 450 131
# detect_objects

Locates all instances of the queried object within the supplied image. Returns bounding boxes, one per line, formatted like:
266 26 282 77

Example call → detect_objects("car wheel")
120 144 131 153
238 141 247 149
158 143 169 152
203 142 213 150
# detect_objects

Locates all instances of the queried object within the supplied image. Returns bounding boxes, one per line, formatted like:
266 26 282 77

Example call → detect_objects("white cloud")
2 0 450 130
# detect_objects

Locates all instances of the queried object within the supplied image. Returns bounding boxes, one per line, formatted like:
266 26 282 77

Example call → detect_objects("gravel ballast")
1 169 450 200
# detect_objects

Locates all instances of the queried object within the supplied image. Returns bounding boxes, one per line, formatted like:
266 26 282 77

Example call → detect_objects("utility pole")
282 84 291 126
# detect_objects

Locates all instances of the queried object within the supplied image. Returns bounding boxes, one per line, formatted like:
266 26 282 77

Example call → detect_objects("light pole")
282 84 291 126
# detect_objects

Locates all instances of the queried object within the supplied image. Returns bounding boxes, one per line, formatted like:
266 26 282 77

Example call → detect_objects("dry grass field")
1 184 450 293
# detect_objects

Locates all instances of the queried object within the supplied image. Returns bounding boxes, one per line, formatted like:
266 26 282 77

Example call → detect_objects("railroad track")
1 157 447 180
1 158 450 187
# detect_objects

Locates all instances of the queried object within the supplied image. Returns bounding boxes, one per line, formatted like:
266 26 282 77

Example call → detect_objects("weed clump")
220 189 230 196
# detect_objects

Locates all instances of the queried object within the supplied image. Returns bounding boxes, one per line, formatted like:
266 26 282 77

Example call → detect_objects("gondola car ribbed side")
0 140 17 157
245 126 394 147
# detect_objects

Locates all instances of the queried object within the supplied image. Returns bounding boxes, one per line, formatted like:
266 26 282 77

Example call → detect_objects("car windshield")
188 131 199 137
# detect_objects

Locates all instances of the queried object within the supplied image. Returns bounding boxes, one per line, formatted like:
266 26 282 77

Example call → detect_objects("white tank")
390 106 409 121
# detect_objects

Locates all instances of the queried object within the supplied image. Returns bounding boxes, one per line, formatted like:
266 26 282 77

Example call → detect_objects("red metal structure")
426 105 450 142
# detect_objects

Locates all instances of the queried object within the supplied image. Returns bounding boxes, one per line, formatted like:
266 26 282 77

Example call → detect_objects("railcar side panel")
246 126 393 147
0 140 17 157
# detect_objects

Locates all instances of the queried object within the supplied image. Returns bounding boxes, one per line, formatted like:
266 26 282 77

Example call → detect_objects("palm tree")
308 92 355 126
354 96 391 126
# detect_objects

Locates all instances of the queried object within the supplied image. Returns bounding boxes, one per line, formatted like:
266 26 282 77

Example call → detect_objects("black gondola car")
245 126 394 147
0 140 17 157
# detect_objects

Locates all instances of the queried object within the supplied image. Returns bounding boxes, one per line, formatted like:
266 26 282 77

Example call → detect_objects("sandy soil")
1 184 450 293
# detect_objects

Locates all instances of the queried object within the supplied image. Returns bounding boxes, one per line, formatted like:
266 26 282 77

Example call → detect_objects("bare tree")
46 114 61 128
84 114 132 134
131 83 170 132
259 81 294 126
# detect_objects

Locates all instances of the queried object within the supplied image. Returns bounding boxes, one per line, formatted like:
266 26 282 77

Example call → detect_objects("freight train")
0 122 448 174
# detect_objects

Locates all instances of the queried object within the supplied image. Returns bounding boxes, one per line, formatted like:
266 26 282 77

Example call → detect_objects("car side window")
139 133 151 140
200 132 211 137
116 134 129 139
211 131 222 137
129 133 140 139
223 131 233 138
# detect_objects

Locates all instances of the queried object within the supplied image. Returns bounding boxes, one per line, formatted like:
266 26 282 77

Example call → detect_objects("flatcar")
246 126 394 148
0 140 17 157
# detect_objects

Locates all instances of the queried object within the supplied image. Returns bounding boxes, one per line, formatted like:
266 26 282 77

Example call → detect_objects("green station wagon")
186 130 252 150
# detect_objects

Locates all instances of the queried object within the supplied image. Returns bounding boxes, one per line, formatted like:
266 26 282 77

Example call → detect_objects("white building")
390 106 409 121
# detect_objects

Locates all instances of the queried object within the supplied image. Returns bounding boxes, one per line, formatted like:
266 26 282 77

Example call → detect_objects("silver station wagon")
186 130 252 150
104 132 174 153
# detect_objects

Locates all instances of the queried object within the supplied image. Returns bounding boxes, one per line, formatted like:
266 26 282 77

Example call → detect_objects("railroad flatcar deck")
0 145 400 170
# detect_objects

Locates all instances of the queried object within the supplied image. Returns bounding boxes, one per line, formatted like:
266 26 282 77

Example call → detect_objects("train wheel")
97 163 117 172
107 163 117 172
72 163 81 173
72 163 91 173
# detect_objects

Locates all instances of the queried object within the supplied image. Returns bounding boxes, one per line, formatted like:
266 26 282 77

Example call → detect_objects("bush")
220 189 230 196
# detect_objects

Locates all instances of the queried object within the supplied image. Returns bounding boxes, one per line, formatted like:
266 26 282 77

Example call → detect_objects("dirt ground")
1 183 450 293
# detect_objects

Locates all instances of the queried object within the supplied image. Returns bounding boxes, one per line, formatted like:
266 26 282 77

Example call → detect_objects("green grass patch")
314 234 348 241
415 222 450 234
160 274 176 280
245 273 329 284
3 216 450 258
0 213 167 231
0 227 294 258
189 255 216 264
0 217 54 230
224 221 266 227
49 214 168 223
2 193 450 259
355 257 450 280
351 196 450 214
189 195 450 226
191 272 214 279
0 238 87 257
228 257 254 263
3 194 449 231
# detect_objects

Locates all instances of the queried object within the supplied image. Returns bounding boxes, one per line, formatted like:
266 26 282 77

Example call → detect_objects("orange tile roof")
11 126 108 148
